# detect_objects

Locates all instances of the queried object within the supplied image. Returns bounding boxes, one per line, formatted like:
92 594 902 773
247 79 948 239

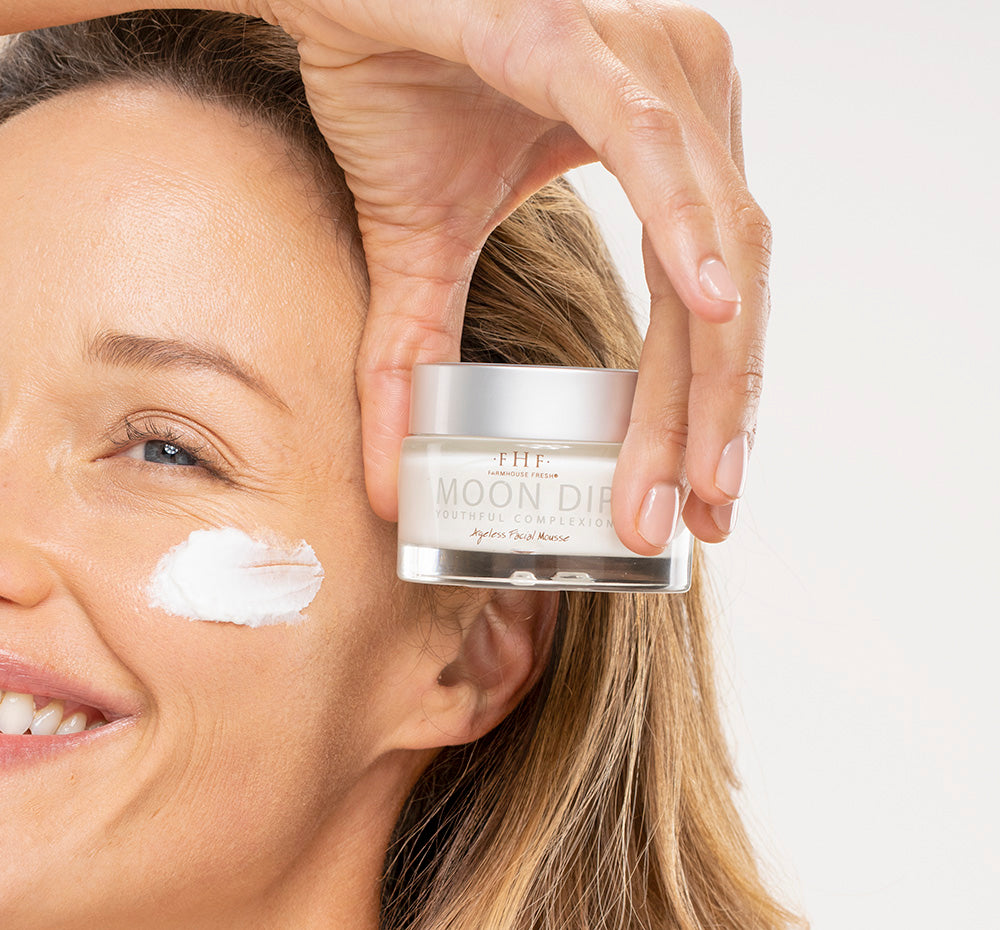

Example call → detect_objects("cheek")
22 464 405 897
61 424 399 745
90 521 393 851
112 511 400 766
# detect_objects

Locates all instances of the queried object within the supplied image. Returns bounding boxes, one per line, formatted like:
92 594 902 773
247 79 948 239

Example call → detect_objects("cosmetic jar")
397 363 692 592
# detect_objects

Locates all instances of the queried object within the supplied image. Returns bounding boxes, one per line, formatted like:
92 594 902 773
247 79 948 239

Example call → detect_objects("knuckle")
356 318 455 383
621 95 684 144
747 265 773 321
653 148 713 223
722 192 771 246
630 398 690 453
728 345 766 407
691 343 766 411
722 193 773 274
658 4 737 93
686 8 735 69
662 185 711 225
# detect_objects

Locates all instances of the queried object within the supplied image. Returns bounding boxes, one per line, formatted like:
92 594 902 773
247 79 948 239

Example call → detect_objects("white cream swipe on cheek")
147 527 324 627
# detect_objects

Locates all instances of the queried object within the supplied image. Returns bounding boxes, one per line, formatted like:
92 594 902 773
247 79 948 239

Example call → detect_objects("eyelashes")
107 414 231 481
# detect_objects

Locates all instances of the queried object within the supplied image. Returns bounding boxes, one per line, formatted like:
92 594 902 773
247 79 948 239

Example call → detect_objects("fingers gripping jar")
397 364 693 592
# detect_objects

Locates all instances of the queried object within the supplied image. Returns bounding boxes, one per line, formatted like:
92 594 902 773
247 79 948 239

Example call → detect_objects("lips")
0 652 139 739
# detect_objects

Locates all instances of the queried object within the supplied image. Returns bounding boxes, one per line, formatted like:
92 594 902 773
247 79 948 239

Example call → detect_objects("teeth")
56 712 88 735
0 691 110 735
0 691 36 735
29 700 65 736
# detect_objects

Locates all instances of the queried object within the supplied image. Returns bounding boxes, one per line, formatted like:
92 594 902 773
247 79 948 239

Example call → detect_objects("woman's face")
0 84 412 926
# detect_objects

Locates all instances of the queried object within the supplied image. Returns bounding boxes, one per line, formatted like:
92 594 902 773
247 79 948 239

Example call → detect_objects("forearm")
0 1 228 34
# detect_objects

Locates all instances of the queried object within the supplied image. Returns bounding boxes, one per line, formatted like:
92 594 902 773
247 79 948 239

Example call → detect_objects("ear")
382 588 558 753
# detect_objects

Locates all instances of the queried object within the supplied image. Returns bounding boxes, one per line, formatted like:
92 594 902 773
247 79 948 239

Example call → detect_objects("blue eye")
111 415 227 479
142 440 199 466
122 439 201 467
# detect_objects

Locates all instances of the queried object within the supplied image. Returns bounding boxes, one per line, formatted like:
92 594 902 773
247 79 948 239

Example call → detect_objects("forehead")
0 83 363 404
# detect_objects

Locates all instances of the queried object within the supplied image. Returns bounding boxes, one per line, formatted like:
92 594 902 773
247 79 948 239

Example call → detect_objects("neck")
226 750 427 930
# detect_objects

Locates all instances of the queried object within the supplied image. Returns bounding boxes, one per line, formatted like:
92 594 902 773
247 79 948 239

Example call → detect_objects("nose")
0 540 53 608
0 450 56 608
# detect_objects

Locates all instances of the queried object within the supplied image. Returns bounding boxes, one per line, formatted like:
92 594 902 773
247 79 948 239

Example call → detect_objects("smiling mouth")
0 691 111 735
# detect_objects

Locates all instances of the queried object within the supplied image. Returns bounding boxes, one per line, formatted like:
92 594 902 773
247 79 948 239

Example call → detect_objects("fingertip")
710 499 739 536
682 493 731 544
647 239 741 325
362 436 401 523
635 481 681 552
684 427 751 510
698 256 740 301
612 498 665 557
695 256 742 323
695 296 741 324
357 366 410 524
714 432 749 500
611 439 687 557
612 463 667 558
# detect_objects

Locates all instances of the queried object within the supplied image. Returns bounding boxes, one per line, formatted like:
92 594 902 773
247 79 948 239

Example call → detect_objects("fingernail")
699 257 741 306
637 482 680 550
715 432 750 500
711 499 740 535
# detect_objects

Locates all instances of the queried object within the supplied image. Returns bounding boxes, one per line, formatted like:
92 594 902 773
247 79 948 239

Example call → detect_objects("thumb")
355 246 480 522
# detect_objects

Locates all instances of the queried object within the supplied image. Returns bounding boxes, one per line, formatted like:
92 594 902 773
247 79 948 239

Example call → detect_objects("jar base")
397 544 691 593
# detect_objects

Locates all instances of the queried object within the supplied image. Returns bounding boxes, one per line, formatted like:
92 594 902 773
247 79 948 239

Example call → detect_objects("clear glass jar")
396 364 692 592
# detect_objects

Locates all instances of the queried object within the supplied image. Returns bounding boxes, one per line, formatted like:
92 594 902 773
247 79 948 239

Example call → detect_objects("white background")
569 1 999 926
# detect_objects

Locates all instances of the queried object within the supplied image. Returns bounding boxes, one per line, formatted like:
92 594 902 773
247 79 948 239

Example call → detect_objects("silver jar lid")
409 363 638 443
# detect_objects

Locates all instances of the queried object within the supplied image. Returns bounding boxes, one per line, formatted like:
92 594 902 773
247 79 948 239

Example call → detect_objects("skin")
0 85 552 929
4 0 772 553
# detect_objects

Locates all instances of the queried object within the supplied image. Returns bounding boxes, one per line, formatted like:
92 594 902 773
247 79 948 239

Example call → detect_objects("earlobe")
393 588 558 752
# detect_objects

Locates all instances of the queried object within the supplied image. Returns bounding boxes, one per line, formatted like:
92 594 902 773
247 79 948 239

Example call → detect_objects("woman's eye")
124 440 201 467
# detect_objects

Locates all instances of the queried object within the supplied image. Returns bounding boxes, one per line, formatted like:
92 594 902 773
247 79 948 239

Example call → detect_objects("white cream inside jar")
397 363 692 592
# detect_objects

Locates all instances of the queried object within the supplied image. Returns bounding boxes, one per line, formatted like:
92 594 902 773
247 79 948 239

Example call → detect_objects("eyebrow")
86 329 290 412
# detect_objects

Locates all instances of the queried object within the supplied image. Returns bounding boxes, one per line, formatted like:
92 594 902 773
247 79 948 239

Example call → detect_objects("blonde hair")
0 12 803 929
